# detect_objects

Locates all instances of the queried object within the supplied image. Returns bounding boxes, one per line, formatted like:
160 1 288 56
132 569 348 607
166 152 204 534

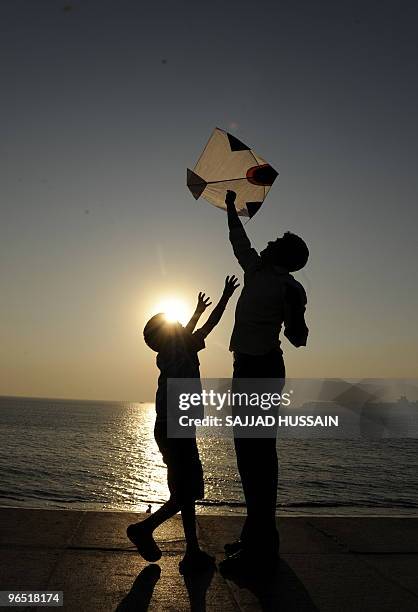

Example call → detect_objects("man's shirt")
229 226 309 356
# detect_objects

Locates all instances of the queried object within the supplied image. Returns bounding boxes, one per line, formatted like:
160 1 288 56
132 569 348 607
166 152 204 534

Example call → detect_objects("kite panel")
202 179 265 217
187 169 207 200
187 127 278 219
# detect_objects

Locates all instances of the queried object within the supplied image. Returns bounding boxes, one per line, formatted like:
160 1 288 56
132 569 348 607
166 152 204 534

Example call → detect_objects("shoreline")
1 502 418 518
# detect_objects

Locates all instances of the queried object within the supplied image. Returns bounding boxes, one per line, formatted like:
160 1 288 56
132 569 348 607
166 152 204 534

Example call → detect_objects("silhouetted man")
220 190 309 574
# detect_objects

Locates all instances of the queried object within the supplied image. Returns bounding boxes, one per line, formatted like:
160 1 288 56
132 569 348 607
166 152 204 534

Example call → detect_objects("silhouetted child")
127 276 239 574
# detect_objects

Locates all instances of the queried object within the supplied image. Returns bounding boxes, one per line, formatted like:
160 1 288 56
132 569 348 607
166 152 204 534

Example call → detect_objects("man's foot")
219 549 279 578
179 549 215 575
224 540 242 556
126 522 162 562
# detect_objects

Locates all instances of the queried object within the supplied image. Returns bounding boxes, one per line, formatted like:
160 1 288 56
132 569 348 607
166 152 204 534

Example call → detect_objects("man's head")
143 313 182 352
260 232 309 272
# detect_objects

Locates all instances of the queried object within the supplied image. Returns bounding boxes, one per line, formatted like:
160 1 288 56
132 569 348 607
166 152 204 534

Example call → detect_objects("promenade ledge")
1 509 418 611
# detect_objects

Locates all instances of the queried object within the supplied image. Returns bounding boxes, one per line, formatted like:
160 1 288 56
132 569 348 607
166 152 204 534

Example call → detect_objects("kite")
187 127 278 218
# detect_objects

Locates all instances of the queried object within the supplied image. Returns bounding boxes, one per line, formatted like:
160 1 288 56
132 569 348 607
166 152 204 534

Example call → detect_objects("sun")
154 297 190 325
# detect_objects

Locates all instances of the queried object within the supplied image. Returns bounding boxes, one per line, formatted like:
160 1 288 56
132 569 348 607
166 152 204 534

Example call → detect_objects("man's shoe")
219 549 279 578
224 540 243 556
126 523 162 562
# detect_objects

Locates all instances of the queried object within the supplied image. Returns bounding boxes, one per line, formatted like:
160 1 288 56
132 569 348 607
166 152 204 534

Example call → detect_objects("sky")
1 0 417 402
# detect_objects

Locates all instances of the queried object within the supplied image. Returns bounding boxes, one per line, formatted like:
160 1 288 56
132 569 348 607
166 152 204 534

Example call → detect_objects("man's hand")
225 190 242 230
225 190 237 206
196 292 212 314
222 275 240 298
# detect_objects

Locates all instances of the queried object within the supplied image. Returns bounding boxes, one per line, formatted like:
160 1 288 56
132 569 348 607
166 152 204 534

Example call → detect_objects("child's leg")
141 498 179 532
178 501 215 575
181 501 200 553
127 498 179 562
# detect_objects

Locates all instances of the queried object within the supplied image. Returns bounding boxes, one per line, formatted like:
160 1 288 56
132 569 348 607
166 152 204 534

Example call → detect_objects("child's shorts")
154 420 204 504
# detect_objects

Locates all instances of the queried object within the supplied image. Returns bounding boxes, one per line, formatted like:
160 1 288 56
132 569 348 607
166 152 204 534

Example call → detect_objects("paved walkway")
1 509 418 611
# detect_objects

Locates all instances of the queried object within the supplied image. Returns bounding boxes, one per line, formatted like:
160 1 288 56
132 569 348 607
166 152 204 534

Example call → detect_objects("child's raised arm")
185 292 212 333
197 276 239 339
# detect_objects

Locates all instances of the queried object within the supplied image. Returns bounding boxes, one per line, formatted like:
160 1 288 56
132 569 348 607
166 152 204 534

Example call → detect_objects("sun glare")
154 297 190 325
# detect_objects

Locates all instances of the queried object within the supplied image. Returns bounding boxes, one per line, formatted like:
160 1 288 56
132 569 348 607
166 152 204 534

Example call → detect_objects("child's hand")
196 292 212 314
225 190 237 206
223 275 240 298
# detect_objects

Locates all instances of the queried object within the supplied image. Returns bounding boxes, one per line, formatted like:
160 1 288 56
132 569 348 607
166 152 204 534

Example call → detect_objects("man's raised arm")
225 190 260 272
226 189 243 230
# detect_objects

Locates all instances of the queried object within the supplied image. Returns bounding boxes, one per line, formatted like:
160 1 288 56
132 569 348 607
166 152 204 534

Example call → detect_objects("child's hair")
143 313 178 352
274 232 309 272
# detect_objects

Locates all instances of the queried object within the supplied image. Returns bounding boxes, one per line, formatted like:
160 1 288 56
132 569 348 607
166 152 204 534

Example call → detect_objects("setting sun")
154 297 190 324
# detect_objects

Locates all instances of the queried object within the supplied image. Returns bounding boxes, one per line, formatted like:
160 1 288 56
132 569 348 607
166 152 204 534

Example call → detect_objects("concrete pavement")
1 509 418 611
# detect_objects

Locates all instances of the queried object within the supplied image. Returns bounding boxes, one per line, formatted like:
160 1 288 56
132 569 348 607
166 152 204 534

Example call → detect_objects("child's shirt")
155 327 205 424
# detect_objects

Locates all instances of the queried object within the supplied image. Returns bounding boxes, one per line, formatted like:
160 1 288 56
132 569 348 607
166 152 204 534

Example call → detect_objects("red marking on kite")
246 164 278 186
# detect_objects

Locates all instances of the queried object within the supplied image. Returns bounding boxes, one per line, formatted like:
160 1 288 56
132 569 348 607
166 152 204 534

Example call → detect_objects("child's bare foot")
126 522 162 562
179 549 215 575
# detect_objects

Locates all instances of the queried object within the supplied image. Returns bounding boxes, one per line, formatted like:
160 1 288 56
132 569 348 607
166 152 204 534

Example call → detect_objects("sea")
1 395 418 515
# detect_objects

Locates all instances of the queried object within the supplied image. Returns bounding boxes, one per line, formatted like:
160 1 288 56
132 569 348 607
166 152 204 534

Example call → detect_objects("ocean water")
0 396 418 515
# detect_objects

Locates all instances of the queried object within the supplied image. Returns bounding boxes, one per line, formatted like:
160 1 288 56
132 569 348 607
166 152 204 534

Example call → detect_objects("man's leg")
237 437 279 553
232 350 284 555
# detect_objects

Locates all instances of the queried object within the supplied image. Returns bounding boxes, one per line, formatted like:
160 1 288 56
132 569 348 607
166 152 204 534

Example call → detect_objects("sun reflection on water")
115 402 169 511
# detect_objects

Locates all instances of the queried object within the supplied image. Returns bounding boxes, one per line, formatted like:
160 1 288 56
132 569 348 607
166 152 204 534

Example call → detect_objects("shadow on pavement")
226 558 318 612
116 564 161 611
183 563 216 612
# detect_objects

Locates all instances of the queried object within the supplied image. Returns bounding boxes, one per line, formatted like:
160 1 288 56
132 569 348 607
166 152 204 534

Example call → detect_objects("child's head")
143 313 183 352
260 232 309 272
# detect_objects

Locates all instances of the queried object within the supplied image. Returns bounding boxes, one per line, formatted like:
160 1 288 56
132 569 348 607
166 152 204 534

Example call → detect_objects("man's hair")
275 232 309 272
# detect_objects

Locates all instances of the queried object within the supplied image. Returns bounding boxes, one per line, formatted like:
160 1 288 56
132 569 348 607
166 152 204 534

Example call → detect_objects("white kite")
187 127 278 218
